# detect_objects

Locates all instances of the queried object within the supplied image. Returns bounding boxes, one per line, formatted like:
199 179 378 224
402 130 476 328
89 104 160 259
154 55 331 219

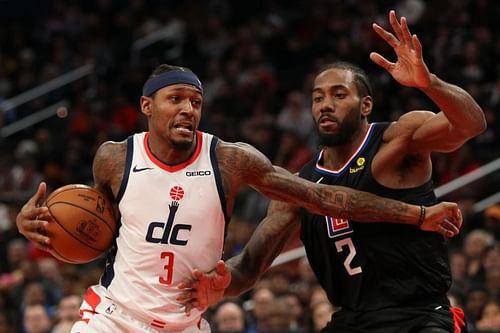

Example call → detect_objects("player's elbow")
467 107 487 137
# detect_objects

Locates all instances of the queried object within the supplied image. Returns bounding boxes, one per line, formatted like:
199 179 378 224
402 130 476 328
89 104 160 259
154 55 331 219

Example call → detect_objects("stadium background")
0 0 499 332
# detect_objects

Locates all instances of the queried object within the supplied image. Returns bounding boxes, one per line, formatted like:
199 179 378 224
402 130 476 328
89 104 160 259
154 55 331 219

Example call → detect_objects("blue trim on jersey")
210 137 230 224
315 123 377 177
100 245 117 287
116 136 134 203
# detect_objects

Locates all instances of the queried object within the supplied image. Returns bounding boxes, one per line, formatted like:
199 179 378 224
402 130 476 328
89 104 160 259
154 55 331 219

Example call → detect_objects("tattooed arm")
226 200 300 296
92 140 127 200
217 140 458 226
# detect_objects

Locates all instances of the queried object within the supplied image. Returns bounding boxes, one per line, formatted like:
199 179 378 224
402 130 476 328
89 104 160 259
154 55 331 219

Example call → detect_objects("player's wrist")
416 205 426 228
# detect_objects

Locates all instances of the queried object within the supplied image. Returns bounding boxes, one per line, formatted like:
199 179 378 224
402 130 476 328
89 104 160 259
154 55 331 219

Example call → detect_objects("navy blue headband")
142 70 203 96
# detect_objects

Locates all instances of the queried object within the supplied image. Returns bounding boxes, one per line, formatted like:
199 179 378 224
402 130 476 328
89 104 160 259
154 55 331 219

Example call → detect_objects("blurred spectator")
276 90 314 141
273 129 313 173
1 0 500 331
463 230 495 279
475 300 500 332
248 282 275 330
483 204 500 238
464 286 489 328
311 300 335 333
0 311 11 333
51 294 81 333
23 304 52 333
212 299 256 333
259 297 295 333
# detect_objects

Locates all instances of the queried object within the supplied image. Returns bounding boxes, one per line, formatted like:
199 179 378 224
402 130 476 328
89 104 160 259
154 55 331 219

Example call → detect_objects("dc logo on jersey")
325 216 353 238
145 185 191 245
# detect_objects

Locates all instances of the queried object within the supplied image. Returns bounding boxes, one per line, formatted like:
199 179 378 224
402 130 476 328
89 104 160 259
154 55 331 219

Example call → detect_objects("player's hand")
176 260 231 316
419 202 462 238
370 10 431 89
16 182 52 250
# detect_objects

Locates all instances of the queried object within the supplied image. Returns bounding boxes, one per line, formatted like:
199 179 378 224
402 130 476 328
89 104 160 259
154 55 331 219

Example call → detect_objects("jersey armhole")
116 135 134 203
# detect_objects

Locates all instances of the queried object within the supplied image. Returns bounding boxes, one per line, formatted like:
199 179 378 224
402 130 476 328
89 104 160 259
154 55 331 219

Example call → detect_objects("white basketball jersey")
100 131 227 330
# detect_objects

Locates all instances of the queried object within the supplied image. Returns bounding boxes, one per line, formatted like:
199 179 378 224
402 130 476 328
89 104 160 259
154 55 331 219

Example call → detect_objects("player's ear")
140 96 153 116
361 95 373 117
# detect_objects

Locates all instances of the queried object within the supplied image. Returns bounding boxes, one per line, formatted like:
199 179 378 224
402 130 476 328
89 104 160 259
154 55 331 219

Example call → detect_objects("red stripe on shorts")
450 307 466 333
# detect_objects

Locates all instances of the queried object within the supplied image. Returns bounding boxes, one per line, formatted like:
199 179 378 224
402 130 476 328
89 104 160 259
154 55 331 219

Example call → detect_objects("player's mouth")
172 122 194 136
318 115 338 130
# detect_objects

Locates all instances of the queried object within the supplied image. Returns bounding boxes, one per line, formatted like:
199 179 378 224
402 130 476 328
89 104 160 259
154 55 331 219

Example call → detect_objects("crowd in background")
0 0 499 332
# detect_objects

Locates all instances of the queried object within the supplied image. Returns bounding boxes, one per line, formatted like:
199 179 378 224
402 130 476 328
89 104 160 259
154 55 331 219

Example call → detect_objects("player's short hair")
318 61 373 98
148 64 194 80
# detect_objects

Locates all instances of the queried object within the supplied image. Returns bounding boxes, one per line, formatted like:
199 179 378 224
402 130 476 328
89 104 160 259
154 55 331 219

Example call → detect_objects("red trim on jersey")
316 123 374 174
84 288 101 312
451 307 466 333
144 131 203 172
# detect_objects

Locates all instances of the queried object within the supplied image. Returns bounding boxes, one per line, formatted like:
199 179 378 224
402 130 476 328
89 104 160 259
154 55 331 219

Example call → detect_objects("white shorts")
70 286 210 333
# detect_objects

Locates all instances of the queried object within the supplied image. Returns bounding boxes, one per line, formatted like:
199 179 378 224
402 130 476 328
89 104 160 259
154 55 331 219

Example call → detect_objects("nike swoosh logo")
133 165 154 172
316 177 324 183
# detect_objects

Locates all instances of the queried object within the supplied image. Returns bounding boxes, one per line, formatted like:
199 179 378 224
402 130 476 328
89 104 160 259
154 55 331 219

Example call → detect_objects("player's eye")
313 96 323 103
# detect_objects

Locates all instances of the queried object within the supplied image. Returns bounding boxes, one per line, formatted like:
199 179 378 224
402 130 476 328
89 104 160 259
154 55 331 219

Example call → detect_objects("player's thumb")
33 182 47 205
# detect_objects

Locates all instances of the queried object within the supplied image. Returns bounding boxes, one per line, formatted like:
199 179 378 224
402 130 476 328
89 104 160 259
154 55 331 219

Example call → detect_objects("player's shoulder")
93 140 128 197
96 140 128 158
384 110 435 140
215 139 263 158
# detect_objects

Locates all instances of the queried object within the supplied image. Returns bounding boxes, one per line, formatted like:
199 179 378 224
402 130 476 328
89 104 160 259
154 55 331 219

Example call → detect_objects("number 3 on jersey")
159 251 175 285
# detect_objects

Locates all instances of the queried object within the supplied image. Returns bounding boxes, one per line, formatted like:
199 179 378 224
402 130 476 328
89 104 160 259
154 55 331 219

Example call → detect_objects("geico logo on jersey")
186 170 211 177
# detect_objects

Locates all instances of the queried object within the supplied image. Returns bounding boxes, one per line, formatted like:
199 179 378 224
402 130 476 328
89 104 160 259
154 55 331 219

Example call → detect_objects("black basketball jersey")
299 122 451 311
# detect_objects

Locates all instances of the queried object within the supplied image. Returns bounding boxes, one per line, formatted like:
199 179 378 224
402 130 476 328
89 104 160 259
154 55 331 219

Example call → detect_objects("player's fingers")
399 16 413 47
215 260 227 275
388 10 404 42
372 23 399 48
184 303 193 316
370 53 393 71
413 34 423 59
26 232 51 250
192 269 205 281
23 217 49 232
27 182 47 206
456 209 463 229
177 281 192 290
442 220 460 236
176 291 195 303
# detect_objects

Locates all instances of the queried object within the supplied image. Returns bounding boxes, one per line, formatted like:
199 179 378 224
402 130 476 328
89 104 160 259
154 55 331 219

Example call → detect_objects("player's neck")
147 134 198 166
322 123 370 169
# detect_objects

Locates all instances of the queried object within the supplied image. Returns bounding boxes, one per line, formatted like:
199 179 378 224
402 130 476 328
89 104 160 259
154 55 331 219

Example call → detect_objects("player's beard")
316 103 362 147
171 136 195 152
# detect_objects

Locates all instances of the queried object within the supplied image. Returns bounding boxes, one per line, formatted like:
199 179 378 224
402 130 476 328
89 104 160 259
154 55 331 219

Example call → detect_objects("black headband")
142 70 203 96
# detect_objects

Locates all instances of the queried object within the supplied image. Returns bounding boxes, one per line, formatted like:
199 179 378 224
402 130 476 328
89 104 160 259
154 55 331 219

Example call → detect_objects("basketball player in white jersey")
16 64 462 333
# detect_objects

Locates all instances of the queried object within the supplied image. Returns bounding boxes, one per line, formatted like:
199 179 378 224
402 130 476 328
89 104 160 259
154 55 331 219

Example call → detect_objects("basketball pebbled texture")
45 184 116 264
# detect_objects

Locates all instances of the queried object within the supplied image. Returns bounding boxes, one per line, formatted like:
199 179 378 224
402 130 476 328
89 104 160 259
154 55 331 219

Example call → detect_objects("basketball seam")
47 199 116 235
47 203 110 252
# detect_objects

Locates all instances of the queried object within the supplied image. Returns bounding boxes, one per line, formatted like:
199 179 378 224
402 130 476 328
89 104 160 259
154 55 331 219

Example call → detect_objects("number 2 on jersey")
335 238 362 276
159 251 175 285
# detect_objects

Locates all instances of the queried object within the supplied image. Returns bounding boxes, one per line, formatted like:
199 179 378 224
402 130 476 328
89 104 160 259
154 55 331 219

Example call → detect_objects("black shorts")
321 305 467 333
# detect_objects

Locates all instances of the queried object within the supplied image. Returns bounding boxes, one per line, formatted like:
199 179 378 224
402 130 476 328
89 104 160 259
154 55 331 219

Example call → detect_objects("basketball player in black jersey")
178 10 486 333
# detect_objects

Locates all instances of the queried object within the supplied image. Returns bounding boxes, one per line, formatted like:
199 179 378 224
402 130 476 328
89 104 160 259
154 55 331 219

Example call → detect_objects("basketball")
45 184 117 264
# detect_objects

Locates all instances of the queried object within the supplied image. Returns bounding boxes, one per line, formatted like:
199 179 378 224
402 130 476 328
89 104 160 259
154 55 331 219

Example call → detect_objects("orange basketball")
45 184 117 264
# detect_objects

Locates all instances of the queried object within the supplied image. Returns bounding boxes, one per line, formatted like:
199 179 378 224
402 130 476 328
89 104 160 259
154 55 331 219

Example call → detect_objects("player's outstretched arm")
217 140 462 232
370 10 486 153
